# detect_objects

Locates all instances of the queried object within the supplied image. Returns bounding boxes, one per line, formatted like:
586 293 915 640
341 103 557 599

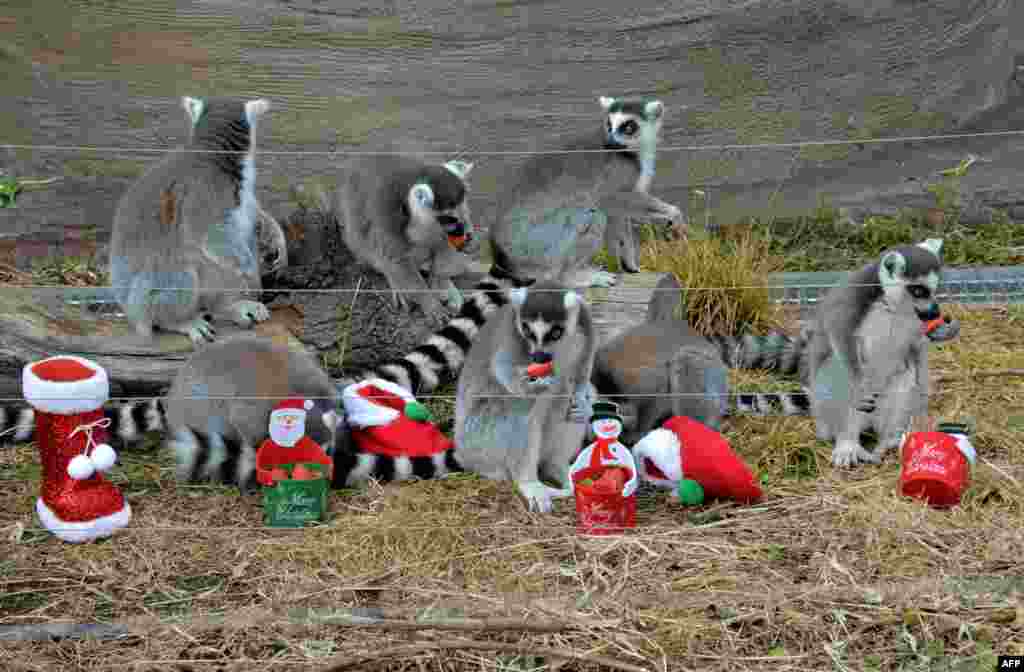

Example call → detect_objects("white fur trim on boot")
342 379 413 428
632 428 683 487
35 498 131 544
23 356 109 415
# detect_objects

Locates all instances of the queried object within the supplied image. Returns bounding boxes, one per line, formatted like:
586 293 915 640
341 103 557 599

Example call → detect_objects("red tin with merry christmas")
899 424 976 508
571 401 639 536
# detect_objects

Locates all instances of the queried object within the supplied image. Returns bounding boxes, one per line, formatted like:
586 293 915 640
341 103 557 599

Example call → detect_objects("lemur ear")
508 287 528 306
598 96 616 111
879 250 907 284
409 183 434 210
321 410 340 431
244 98 271 126
918 237 944 259
563 289 582 310
182 97 205 127
644 99 665 120
444 160 474 180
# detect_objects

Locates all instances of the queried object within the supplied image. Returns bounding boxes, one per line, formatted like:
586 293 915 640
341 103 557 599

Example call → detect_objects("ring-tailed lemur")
454 282 598 513
593 247 961 446
712 239 956 467
0 336 345 490
341 95 682 395
109 96 285 347
335 155 477 315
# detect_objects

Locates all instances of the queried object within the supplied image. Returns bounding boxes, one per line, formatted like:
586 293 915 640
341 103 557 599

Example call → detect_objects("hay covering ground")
1 243 1023 671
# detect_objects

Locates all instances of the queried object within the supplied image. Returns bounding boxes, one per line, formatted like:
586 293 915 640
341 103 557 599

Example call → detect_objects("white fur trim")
23 356 109 415
343 379 418 428
244 98 270 126
632 428 683 485
443 160 474 180
598 96 615 110
36 497 131 544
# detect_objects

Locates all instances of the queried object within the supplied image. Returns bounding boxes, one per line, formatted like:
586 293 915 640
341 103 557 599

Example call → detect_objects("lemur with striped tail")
595 240 959 468
342 94 683 395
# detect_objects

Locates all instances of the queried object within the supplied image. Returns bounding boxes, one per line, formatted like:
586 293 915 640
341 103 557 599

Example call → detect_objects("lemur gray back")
112 98 254 258
108 96 275 345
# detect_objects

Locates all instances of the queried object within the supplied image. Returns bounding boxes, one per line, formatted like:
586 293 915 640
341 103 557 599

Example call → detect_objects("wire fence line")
3 128 1024 157
22 279 1024 293
0 388 1004 404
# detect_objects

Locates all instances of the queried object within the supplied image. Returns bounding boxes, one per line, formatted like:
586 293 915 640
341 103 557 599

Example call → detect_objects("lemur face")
879 239 944 322
599 96 665 151
509 286 580 366
406 161 475 248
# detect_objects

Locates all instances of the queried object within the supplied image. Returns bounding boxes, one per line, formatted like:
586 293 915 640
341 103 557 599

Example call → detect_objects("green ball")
676 479 705 506
404 401 432 423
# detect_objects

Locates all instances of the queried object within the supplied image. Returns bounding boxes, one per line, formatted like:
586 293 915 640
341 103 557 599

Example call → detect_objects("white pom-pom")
68 454 95 480
303 400 314 411
90 443 117 472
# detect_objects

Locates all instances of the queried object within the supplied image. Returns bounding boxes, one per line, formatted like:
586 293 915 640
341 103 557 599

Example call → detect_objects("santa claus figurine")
255 398 334 486
631 415 763 504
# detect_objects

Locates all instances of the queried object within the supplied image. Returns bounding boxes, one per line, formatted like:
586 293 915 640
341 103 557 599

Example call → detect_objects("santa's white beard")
269 415 304 447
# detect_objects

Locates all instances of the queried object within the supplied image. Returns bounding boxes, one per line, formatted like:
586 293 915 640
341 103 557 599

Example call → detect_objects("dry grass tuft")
639 228 787 336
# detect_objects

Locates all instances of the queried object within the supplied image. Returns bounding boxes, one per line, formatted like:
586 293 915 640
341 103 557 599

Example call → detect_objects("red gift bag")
570 439 639 536
899 431 975 508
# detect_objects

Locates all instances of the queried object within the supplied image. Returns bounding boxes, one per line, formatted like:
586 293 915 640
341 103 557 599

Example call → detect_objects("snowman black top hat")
590 401 622 423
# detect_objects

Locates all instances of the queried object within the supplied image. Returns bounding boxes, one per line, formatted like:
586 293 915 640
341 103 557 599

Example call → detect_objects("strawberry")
269 467 289 483
527 362 555 378
290 464 318 481
922 315 949 335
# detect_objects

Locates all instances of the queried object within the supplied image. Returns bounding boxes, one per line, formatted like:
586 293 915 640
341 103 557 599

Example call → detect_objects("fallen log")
0 204 669 399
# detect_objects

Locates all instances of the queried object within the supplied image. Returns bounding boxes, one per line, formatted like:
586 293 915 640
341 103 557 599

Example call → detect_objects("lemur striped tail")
347 267 523 394
705 331 805 375
0 399 166 447
726 390 811 417
711 329 812 417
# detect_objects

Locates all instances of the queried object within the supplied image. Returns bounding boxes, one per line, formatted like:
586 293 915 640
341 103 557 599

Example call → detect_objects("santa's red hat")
632 416 763 504
272 398 314 415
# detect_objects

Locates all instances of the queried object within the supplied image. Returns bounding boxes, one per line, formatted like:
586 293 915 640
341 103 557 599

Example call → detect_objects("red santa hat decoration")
632 416 763 504
271 398 315 416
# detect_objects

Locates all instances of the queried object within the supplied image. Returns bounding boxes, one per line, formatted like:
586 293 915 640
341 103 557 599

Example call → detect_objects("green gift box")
261 462 330 528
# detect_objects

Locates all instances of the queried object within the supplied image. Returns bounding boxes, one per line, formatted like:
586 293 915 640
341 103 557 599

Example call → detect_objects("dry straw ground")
1 232 1023 672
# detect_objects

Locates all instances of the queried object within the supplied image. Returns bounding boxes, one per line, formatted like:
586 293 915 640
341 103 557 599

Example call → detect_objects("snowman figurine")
570 401 640 497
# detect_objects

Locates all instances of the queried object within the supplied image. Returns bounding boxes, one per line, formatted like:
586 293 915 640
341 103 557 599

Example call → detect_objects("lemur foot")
516 480 565 513
166 316 217 344
587 270 618 288
227 300 270 328
831 439 881 468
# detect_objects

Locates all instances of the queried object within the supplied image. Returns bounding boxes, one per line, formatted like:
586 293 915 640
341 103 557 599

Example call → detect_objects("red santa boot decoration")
632 416 763 504
22 355 131 543
341 379 455 483
256 398 334 486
